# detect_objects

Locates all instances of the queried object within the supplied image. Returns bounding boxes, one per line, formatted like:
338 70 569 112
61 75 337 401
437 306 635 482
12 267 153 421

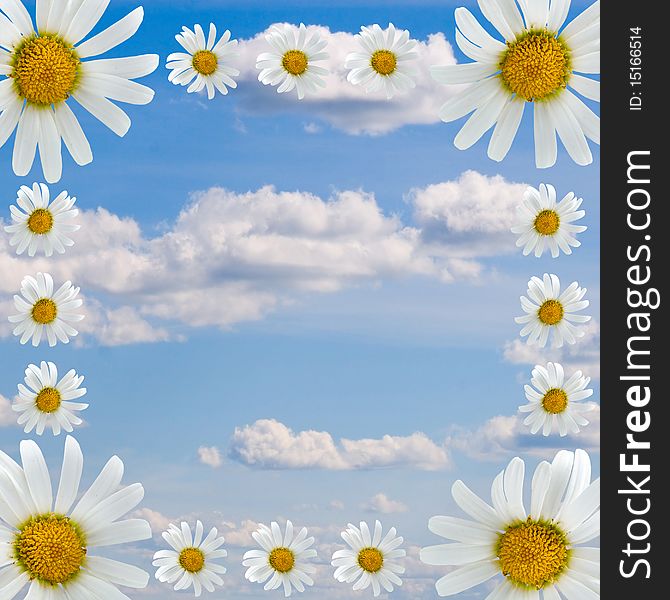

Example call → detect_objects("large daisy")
4 182 79 257
243 520 317 596
0 435 152 599
431 0 600 168
166 24 239 99
8 272 83 347
519 361 595 437
153 520 227 596
345 23 419 99
511 183 586 258
420 449 600 598
0 0 159 183
256 23 329 100
515 273 590 348
331 520 405 597
13 361 88 436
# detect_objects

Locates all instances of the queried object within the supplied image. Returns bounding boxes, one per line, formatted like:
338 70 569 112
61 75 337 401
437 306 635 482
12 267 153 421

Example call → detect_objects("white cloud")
229 419 451 471
411 170 527 257
197 445 223 468
132 508 172 533
446 406 600 462
363 493 408 514
0 394 15 427
233 25 457 135
1 173 529 346
503 320 601 379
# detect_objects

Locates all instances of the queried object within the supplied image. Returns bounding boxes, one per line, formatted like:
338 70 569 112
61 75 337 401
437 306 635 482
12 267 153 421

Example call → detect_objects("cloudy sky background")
0 0 599 598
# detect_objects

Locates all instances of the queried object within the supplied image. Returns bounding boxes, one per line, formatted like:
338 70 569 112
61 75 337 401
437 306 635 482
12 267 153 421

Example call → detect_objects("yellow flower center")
541 388 569 414
370 50 397 76
500 31 571 101
269 547 295 573
497 518 569 589
36 387 62 413
282 50 308 76
192 50 218 76
533 210 560 236
11 35 80 106
358 547 384 573
538 300 564 326
179 547 205 573
27 209 55 235
32 299 58 325
15 515 86 585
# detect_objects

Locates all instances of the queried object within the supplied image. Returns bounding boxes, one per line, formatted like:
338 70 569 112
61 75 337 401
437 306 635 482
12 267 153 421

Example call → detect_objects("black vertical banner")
601 0 667 596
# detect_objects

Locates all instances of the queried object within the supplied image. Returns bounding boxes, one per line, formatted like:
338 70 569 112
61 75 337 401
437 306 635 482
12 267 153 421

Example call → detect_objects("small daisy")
4 182 80 257
166 24 240 99
520 362 596 437
345 23 419 99
153 520 227 596
431 0 600 168
243 520 318 596
420 449 600 598
0 0 159 183
256 23 329 100
0 435 152 599
511 183 587 258
515 273 590 348
13 361 88 436
331 520 406 597
8 272 83 347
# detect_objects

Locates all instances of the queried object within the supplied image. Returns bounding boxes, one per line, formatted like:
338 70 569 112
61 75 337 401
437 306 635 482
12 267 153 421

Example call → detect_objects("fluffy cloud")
197 445 223 468
411 170 527 257
0 394 15 427
233 25 457 134
446 406 601 462
229 419 451 471
132 508 172 533
503 320 601 379
1 173 527 346
363 493 408 514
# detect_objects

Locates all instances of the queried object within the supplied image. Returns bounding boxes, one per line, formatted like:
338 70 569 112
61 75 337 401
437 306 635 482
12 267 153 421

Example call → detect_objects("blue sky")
0 1 599 598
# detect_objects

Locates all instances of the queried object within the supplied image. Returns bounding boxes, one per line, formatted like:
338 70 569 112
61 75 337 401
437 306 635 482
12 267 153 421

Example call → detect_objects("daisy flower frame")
4 182 80 257
153 520 227 596
519 361 596 436
420 449 600 598
243 520 317 596
13 361 88 436
0 435 152 599
431 0 600 167
9 272 84 347
331 520 406 597
166 23 240 99
0 0 159 183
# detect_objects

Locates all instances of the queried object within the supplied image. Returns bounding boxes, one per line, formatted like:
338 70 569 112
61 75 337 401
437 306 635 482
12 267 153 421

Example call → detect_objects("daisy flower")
431 0 600 168
520 361 596 437
8 272 83 347
0 435 152 599
256 23 329 100
153 520 227 596
345 23 419 99
243 520 317 596
515 273 590 348
331 520 406 597
13 361 88 436
511 183 587 258
166 23 239 99
420 449 600 598
0 0 159 183
4 182 80 257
